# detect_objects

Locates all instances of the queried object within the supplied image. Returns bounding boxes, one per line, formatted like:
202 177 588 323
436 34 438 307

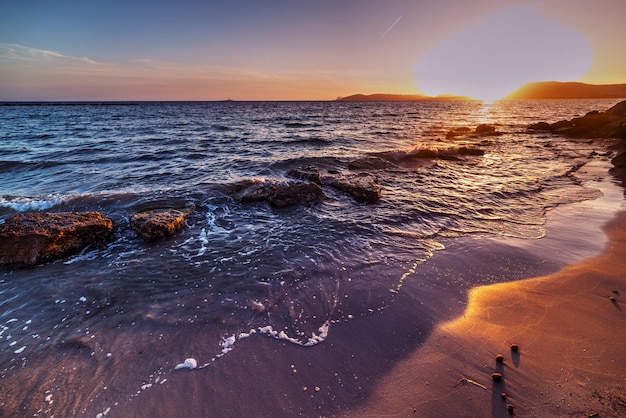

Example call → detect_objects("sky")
1 0 625 101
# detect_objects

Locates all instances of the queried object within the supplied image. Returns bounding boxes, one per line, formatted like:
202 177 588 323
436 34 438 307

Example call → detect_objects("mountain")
336 93 472 102
504 81 626 100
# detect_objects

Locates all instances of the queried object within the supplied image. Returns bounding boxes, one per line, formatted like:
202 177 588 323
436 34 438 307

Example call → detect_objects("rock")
532 100 626 139
326 173 381 203
611 151 626 168
130 208 193 241
458 146 485 156
407 148 438 159
0 211 113 265
528 121 551 131
475 124 496 134
607 100 626 116
371 150 409 162
287 166 322 184
237 179 325 208
550 119 574 130
446 127 472 138
269 182 325 208
348 156 396 170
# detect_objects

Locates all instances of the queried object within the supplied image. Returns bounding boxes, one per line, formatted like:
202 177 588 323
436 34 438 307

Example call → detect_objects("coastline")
353 168 626 416
107 163 626 417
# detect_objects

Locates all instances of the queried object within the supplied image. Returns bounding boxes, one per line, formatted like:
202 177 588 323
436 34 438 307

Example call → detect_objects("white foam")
14 345 25 354
174 358 197 371
0 196 65 212
95 406 111 418
197 228 209 256
220 335 236 354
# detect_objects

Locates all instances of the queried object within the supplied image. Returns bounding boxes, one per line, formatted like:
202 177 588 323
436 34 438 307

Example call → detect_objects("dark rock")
237 179 325 208
0 211 113 265
446 127 472 138
528 122 552 131
287 166 322 184
436 153 462 161
326 173 381 203
348 156 396 170
407 149 438 159
607 100 626 116
130 208 193 241
475 124 496 134
458 146 485 156
535 100 626 139
612 151 626 168
550 119 574 130
269 182 325 208
372 150 409 162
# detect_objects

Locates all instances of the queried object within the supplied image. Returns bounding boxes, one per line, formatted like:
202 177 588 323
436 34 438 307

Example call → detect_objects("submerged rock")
287 165 322 184
348 156 397 170
475 124 496 134
458 146 485 156
325 173 381 203
130 208 193 242
0 211 113 265
237 179 325 208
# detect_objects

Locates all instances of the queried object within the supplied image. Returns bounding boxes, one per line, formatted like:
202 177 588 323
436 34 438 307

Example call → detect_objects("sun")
413 5 592 102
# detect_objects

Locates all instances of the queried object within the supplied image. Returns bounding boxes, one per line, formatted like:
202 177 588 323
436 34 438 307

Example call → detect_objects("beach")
92 165 626 418
352 170 626 417
1 100 625 417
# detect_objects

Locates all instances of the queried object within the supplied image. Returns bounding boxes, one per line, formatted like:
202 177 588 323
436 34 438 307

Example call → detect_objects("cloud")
0 43 360 100
0 43 98 65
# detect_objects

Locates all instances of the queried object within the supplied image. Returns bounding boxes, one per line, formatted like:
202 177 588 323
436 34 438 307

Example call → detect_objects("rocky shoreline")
2 100 625 267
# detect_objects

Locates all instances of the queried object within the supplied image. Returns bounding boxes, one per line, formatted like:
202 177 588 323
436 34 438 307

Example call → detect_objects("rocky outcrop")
475 124 496 134
130 208 193 242
236 179 326 208
529 99 626 139
287 166 322 184
0 211 113 265
612 151 626 168
447 125 502 138
348 156 397 171
325 173 382 203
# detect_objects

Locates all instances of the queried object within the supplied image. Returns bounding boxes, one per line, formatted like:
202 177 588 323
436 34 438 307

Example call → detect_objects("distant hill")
336 93 472 102
504 82 626 100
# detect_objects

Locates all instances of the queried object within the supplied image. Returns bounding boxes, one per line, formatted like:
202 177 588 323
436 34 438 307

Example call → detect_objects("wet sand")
79 167 625 418
3 168 624 417
354 177 626 417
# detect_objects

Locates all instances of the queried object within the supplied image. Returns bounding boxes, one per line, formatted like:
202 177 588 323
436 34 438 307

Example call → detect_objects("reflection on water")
0 99 623 416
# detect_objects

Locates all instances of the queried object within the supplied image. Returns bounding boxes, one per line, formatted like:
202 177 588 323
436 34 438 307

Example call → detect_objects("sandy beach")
354 174 626 417
95 167 626 418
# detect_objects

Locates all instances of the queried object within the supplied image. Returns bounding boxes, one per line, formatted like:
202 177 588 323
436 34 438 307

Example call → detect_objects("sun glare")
413 5 593 102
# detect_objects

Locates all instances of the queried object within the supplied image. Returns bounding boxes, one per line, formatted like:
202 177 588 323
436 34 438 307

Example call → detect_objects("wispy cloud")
0 43 98 64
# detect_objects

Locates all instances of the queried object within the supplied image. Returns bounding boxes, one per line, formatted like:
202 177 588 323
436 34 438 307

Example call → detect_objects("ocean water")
0 99 623 416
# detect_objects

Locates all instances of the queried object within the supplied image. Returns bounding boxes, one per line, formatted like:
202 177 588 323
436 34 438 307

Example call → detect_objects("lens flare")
414 5 593 102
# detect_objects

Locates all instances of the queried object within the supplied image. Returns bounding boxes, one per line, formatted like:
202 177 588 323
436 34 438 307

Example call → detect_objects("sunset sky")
1 0 625 101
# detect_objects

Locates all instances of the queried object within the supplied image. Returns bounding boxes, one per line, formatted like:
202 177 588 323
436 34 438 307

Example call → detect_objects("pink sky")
1 0 625 101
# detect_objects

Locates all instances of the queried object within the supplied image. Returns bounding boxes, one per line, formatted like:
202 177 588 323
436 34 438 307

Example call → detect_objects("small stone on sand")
491 372 503 382
510 344 519 352
507 403 515 414
495 354 504 363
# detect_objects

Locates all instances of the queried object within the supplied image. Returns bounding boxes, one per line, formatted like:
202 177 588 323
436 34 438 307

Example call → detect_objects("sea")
0 99 624 416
